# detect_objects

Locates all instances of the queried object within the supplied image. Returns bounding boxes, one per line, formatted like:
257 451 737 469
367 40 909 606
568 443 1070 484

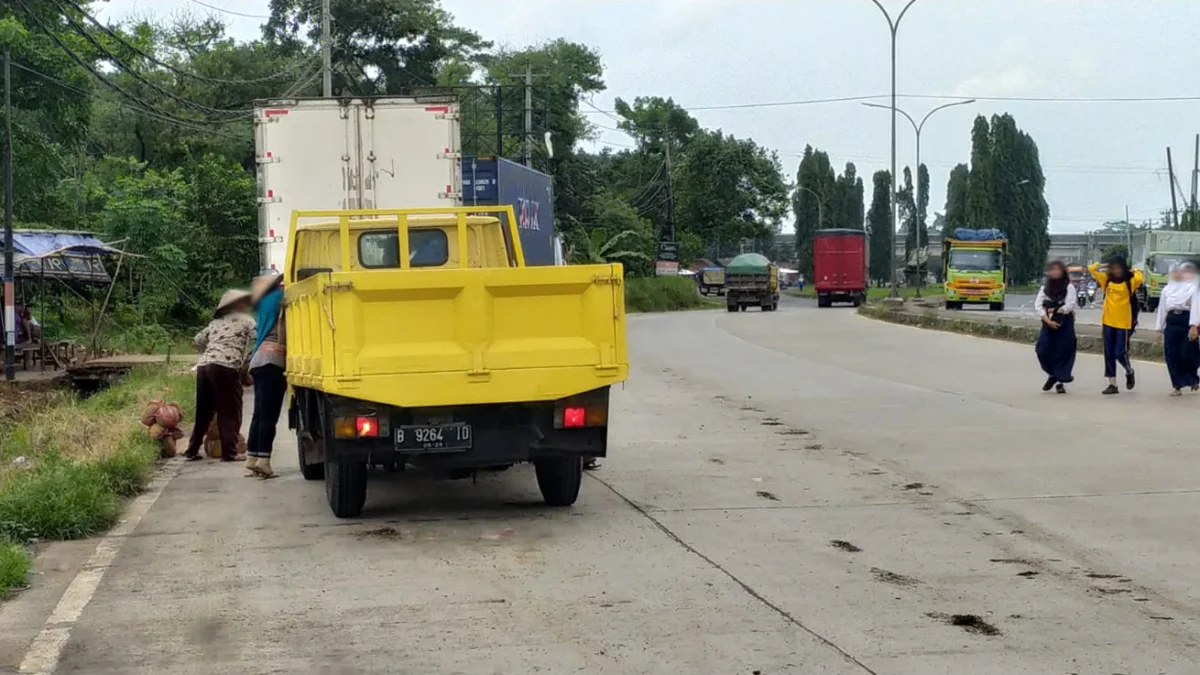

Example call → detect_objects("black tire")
325 457 368 518
297 433 325 481
535 456 583 507
817 295 832 308
989 302 1005 311
727 304 738 313
945 301 962 310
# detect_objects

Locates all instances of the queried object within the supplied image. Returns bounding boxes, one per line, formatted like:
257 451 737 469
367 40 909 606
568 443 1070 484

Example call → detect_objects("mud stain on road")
755 490 780 501
870 568 920 587
830 540 862 553
927 612 1001 636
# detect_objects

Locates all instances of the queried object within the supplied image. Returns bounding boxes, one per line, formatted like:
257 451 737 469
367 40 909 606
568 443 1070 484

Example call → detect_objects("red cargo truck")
814 229 867 308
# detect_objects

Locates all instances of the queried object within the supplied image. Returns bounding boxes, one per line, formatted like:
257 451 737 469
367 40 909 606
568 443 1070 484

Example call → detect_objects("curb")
857 303 1166 362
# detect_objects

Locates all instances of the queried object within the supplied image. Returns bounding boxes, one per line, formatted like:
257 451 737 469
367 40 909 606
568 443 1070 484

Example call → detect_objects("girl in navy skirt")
1034 260 1078 393
1154 262 1200 396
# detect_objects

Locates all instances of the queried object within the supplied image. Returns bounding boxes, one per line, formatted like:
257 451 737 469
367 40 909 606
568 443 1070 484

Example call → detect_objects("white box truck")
253 97 462 273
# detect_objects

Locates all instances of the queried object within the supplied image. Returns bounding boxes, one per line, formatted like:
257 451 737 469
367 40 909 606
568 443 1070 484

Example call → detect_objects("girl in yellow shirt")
1088 257 1144 395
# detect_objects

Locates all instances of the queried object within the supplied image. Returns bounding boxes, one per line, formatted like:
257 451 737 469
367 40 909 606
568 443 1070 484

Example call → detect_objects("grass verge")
626 276 721 313
0 366 194 596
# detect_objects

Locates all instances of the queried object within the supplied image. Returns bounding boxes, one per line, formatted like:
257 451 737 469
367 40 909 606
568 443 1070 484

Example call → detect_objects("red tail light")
563 407 586 429
356 416 379 437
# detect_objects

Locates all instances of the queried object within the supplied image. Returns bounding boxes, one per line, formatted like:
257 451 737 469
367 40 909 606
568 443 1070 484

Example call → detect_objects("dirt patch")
830 540 862 553
357 527 402 540
1085 572 1121 579
777 428 809 436
1093 587 1132 595
741 405 764 413
1150 616 1174 621
804 443 824 451
1016 571 1039 578
755 490 780 502
901 482 925 490
708 458 725 465
760 418 784 427
871 568 920 587
989 558 1035 565
927 612 1001 636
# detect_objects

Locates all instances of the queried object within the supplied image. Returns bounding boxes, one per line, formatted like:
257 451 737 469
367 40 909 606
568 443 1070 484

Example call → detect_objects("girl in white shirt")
1153 262 1200 396
1034 260 1078 394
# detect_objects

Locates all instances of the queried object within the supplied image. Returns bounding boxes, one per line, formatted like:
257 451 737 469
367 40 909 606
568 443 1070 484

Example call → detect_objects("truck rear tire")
325 457 368 518
989 302 1005 311
297 433 325 481
727 303 738 313
535 456 583 507
817 295 832 308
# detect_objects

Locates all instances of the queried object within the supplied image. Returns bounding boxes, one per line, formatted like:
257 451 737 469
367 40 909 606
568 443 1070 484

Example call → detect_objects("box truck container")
253 97 462 273
461 157 559 266
813 229 867 307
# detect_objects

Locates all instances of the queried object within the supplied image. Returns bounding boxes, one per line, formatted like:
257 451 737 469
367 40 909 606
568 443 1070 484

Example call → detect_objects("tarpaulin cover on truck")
725 253 772 275
952 228 1007 242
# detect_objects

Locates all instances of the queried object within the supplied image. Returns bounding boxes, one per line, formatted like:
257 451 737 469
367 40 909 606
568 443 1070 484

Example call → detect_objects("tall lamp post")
863 98 975 296
796 185 826 228
867 0 919 297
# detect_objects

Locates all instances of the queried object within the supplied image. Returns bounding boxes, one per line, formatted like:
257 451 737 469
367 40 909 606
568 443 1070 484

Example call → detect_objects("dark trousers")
247 364 287 459
185 364 244 460
1036 314 1076 383
1102 325 1134 378
1163 311 1200 389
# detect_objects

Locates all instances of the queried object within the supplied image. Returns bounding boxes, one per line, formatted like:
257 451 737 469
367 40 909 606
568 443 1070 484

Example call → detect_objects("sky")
98 0 1200 234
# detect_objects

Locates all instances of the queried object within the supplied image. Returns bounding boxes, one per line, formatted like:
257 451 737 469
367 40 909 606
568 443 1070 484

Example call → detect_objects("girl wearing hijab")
1034 260 1078 393
245 274 287 478
1089 256 1144 395
1154 262 1200 396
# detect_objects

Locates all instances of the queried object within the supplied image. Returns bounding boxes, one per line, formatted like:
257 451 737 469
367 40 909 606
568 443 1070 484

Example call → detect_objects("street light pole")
3 50 13 382
863 98 974 297
796 185 825 230
868 0 919 298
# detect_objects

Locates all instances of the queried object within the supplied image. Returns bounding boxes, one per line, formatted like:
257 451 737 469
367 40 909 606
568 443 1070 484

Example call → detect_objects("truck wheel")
726 303 738 313
297 433 325 481
325 457 368 518
989 302 1005 311
535 456 583 507
817 295 831 308
945 301 962 310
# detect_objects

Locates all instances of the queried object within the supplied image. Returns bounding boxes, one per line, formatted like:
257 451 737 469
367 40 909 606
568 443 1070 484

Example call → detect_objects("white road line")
18 463 180 675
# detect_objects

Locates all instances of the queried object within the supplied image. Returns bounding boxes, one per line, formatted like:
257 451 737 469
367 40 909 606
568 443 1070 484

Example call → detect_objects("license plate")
395 423 472 452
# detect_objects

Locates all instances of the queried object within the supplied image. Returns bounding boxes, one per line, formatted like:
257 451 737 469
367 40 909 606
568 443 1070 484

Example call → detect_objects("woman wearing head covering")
1034 260 1078 393
184 290 256 461
244 274 287 478
1154 262 1200 396
1088 256 1144 395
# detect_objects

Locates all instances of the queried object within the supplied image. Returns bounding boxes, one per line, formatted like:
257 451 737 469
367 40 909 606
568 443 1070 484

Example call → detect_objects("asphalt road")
3 304 1199 674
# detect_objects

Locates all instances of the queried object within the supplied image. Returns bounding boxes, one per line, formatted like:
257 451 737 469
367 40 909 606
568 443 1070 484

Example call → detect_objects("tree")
792 145 836 276
1101 243 1130 263
944 163 969 234
965 115 994 231
1181 208 1200 231
832 162 865 230
899 164 929 256
867 170 892 284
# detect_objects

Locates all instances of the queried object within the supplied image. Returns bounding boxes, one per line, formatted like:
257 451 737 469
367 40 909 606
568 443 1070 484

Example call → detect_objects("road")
3 303 1199 674
944 292 1110 325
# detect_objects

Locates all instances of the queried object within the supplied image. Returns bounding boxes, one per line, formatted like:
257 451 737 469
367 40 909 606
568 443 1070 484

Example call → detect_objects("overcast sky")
100 0 1200 234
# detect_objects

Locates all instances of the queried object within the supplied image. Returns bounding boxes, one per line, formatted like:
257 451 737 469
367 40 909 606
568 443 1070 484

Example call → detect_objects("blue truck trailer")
461 157 559 266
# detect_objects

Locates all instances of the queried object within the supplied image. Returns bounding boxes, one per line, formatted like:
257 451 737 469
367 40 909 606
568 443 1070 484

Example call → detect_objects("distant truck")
696 267 725 296
253 96 463 274
724 254 779 312
1128 230 1200 311
942 229 1008 311
462 156 561 266
813 229 867 307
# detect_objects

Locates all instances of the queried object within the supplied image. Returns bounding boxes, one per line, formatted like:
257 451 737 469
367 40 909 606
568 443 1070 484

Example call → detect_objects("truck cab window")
358 230 449 268
948 250 1002 272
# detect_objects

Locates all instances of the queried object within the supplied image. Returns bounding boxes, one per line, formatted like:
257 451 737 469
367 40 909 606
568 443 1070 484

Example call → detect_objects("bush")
625 276 713 313
0 539 31 596
95 434 159 498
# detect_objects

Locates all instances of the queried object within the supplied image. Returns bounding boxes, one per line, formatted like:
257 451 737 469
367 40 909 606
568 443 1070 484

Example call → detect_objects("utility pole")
4 50 14 381
1125 205 1132 259
321 0 332 97
664 140 677 242
520 64 530 166
1168 146 1180 229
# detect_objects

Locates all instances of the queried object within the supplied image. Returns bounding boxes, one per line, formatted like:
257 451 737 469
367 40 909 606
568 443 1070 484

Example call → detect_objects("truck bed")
285 265 628 408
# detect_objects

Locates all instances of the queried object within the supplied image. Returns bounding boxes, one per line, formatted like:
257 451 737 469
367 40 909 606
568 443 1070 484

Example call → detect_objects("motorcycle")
1076 288 1089 307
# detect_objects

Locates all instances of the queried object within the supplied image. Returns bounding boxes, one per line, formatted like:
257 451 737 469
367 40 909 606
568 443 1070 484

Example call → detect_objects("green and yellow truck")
942 229 1008 311
1129 231 1200 312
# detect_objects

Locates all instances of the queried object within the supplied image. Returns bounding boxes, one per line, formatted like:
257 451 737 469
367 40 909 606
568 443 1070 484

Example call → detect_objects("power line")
64 0 320 86
184 0 272 20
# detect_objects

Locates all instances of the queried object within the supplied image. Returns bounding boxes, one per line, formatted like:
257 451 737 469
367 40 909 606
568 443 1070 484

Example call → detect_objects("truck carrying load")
696 266 725 296
254 96 462 274
813 228 867 308
461 156 560 266
283 206 628 518
724 253 779 312
943 230 1009 311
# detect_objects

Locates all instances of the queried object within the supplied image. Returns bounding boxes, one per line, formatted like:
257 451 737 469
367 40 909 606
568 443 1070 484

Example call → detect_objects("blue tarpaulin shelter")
1 230 126 282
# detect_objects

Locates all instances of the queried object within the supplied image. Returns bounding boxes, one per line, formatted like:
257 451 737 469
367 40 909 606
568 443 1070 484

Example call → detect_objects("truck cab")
942 231 1008 311
284 206 628 518
1137 252 1190 311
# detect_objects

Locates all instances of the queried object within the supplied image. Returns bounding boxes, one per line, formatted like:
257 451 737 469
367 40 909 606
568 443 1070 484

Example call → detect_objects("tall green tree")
943 163 970 234
792 145 836 276
988 113 1049 284
867 170 892 284
899 164 929 256
965 115 995 231
832 162 865 230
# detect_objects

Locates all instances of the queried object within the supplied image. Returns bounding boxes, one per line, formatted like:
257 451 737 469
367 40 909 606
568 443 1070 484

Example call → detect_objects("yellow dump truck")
283 206 628 517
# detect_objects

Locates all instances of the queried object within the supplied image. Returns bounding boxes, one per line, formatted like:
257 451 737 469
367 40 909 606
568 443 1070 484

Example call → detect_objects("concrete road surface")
3 305 1199 675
